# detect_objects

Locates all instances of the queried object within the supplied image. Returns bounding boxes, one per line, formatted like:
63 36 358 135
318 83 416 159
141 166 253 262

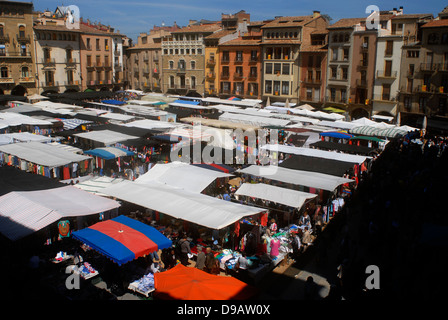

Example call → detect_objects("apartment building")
0 1 37 96
126 25 178 93
298 29 328 107
161 23 220 96
33 11 82 94
398 10 448 117
79 21 124 91
372 9 433 118
260 11 328 104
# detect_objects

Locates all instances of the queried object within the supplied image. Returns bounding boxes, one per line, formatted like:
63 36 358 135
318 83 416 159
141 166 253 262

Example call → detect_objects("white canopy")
101 180 265 230
99 113 136 121
319 120 362 130
295 104 315 111
135 161 233 193
73 130 139 145
0 141 91 167
219 112 291 127
124 119 182 130
0 112 53 127
0 186 120 241
235 183 317 208
237 165 354 191
0 132 54 144
260 144 370 164
73 176 126 196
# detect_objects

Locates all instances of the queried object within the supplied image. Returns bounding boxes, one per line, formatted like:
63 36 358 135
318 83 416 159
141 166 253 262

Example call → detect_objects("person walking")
178 234 191 266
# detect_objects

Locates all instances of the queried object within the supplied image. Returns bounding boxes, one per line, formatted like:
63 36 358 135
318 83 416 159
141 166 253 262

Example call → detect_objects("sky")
33 0 445 41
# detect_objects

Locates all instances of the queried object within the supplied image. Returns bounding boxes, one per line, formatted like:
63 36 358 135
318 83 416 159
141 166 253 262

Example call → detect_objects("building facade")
33 11 82 94
0 1 37 96
261 12 328 104
161 23 220 96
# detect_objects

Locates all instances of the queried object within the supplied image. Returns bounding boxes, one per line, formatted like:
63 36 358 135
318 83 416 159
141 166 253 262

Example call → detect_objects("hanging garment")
270 239 281 257
58 220 70 240
260 212 268 227
63 166 70 180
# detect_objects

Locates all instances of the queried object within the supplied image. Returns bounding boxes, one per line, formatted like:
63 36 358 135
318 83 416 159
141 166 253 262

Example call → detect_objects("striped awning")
72 215 172 265
83 147 134 160
350 125 408 138
59 118 93 130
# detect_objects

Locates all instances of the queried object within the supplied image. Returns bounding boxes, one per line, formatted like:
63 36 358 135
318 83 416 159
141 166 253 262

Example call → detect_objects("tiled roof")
300 44 327 52
421 19 448 28
171 24 221 34
33 24 82 33
261 15 314 28
205 29 235 39
261 39 302 45
391 13 433 20
219 38 261 46
327 18 365 29
79 23 123 36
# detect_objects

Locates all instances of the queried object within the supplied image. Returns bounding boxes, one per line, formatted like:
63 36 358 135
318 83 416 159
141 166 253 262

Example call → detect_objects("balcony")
376 70 397 78
206 59 216 66
233 72 243 80
153 56 159 62
232 89 244 96
400 85 415 94
420 63 438 72
221 58 230 64
142 68 150 75
17 34 31 43
176 68 186 74
373 94 397 102
439 64 448 72
0 77 14 84
86 63 95 69
0 34 10 43
221 73 230 79
220 89 231 95
359 43 369 52
65 80 80 86
249 56 258 63
143 55 149 62
356 79 368 87
41 81 59 88
303 78 322 85
325 96 347 104
114 50 121 56
245 90 258 97
205 72 215 80
234 58 243 64
19 76 34 83
248 72 258 80
0 51 31 58
42 58 56 68
86 44 92 51
65 58 77 68
153 68 159 75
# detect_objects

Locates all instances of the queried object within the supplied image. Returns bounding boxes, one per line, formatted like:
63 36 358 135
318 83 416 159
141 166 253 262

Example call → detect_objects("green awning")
351 136 385 142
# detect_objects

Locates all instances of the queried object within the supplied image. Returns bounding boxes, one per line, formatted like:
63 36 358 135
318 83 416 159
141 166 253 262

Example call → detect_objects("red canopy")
154 264 258 300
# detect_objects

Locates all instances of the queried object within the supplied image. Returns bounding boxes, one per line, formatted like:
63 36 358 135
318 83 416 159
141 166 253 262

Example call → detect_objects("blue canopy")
320 131 353 139
102 99 126 106
173 99 200 105
72 215 172 265
84 147 134 160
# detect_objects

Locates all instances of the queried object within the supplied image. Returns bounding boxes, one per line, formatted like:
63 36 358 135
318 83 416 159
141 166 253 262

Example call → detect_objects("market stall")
72 215 172 266
153 263 258 300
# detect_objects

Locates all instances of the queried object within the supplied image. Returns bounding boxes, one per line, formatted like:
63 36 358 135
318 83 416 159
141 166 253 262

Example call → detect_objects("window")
265 80 272 94
409 64 415 76
105 39 109 50
175 49 179 55
170 75 175 88
385 41 393 56
307 70 313 81
274 63 281 75
191 48 196 54
330 88 336 101
343 48 349 61
344 33 349 42
340 89 347 102
96 38 100 50
1 66 8 78
222 66 229 76
282 63 290 75
407 50 419 58
190 60 195 70
332 48 338 61
235 66 243 76
191 76 196 89
273 81 280 95
385 60 392 77
428 33 439 45
222 51 229 62
331 67 337 79
180 49 184 55
87 55 92 66
250 67 257 77
308 56 313 68
66 49 72 62
178 59 186 70
265 63 273 74
281 81 289 95
186 48 190 55
197 48 202 55
419 97 427 113
0 43 5 56
306 88 313 100
18 25 25 38
86 38 91 50
342 67 348 80
0 25 4 37
169 61 174 69
442 33 448 45
382 83 391 100
236 51 243 61
250 50 257 61
67 69 74 83
21 66 29 78
404 96 412 111
169 49 173 55
316 70 321 81
164 49 168 55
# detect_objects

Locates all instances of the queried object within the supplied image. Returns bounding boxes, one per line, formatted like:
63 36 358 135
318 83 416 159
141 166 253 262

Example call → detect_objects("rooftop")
421 19 448 28
171 24 221 34
327 18 365 29
261 15 314 29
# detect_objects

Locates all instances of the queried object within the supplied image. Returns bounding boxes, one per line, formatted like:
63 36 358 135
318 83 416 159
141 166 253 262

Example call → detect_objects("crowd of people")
315 131 448 300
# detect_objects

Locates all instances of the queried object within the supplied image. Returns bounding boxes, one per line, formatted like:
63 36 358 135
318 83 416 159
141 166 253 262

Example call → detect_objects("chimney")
392 8 397 15
399 6 404 14
313 10 321 18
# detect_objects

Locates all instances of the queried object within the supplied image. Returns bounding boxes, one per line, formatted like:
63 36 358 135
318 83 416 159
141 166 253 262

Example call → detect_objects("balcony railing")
221 58 230 64
220 89 231 94
303 78 322 85
0 51 31 58
420 63 438 72
19 76 34 83
0 77 14 84
176 68 186 74
373 94 397 102
41 81 59 87
206 59 216 66
325 95 347 103
233 72 243 80
245 91 258 97
153 56 159 62
0 34 10 43
249 56 258 63
17 34 31 42
42 58 56 67
234 58 243 64
376 70 397 78
65 80 80 86
221 73 230 79
206 72 215 80
356 79 367 87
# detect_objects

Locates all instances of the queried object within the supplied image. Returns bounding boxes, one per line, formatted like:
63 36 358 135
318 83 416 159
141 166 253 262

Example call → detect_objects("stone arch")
11 85 27 96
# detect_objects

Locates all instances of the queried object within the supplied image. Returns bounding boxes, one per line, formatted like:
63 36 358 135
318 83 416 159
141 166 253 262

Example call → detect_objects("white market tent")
169 102 213 110
124 119 182 130
99 113 137 122
219 112 291 128
0 132 54 144
319 120 362 130
135 161 233 193
73 176 126 196
260 144 370 164
0 112 53 127
0 141 91 167
237 165 354 192
73 130 139 146
101 180 265 230
235 183 317 209
0 185 120 241
202 97 261 108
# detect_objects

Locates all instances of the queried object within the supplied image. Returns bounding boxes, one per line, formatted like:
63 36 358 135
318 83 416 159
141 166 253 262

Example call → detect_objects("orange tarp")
154 264 258 300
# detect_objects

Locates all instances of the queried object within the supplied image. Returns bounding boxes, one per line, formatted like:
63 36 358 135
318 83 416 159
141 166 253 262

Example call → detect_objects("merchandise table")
127 272 155 297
